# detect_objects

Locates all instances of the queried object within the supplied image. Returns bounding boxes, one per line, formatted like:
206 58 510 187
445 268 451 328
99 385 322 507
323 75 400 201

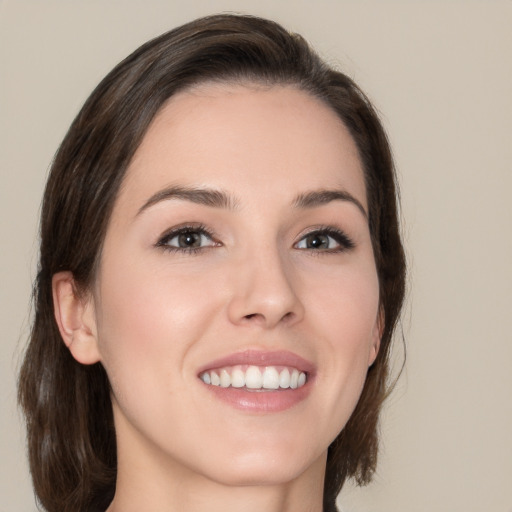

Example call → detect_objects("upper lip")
197 349 316 376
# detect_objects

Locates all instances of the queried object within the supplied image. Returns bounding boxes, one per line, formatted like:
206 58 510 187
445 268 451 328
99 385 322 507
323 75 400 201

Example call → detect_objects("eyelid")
294 225 355 252
155 223 220 252
154 223 354 254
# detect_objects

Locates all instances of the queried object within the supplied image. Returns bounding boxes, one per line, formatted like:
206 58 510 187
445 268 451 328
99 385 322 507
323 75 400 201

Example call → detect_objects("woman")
18 13 405 512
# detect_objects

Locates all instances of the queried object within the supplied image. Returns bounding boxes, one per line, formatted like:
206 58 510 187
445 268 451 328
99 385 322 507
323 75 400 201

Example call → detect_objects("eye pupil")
178 232 201 247
306 234 329 249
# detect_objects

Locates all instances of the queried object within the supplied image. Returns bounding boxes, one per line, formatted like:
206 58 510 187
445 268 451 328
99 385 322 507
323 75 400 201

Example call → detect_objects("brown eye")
295 228 355 252
303 233 330 249
177 232 202 248
157 226 218 252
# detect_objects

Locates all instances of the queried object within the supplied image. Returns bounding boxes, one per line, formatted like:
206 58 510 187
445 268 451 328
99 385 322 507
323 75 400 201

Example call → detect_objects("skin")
53 83 381 512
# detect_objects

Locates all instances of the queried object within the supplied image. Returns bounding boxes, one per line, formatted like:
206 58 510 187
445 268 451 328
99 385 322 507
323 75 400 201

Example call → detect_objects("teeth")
262 367 279 389
231 368 245 388
245 366 263 389
200 365 307 390
279 368 290 389
290 369 299 389
220 369 231 388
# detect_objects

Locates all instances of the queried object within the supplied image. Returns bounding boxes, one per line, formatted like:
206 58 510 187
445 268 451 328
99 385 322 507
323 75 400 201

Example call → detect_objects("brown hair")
18 13 406 512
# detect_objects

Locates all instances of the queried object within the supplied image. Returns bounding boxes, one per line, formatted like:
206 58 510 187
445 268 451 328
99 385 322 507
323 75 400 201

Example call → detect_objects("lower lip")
201 380 312 413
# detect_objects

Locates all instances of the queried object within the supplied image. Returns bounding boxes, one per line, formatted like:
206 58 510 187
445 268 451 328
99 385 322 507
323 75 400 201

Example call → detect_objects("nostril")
242 311 295 324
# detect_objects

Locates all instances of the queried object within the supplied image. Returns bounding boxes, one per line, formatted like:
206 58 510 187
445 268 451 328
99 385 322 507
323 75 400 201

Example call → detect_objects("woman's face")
88 84 381 486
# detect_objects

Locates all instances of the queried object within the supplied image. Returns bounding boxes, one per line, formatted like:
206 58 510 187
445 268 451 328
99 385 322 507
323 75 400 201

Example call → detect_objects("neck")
110 475 325 512
108 457 326 512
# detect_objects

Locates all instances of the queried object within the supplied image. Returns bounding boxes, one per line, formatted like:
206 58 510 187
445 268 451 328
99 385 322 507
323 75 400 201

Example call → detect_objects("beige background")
1 1 511 511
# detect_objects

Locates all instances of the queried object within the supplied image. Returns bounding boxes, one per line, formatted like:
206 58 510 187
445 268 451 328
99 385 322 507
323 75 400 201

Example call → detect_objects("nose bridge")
227 239 304 328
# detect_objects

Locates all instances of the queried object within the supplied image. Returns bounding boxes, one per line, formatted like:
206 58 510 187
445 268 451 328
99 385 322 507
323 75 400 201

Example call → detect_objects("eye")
156 225 219 253
295 227 354 252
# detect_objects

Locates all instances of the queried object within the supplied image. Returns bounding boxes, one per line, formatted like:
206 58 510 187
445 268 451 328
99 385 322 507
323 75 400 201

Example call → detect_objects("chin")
197 444 327 488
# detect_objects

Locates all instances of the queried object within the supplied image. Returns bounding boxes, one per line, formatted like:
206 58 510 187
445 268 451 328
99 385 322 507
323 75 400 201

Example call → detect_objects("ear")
368 308 384 367
52 271 101 365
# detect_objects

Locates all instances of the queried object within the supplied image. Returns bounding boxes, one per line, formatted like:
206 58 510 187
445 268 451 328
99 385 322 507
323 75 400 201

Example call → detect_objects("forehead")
117 83 367 215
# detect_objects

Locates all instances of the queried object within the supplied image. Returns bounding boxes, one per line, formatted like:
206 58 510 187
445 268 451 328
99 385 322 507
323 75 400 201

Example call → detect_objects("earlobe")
368 309 384 367
52 271 101 365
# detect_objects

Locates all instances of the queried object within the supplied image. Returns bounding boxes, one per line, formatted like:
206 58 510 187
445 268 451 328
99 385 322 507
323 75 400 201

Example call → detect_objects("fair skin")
53 83 381 512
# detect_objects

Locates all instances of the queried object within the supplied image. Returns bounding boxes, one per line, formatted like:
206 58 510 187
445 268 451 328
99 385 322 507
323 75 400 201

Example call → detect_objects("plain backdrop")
1 1 511 511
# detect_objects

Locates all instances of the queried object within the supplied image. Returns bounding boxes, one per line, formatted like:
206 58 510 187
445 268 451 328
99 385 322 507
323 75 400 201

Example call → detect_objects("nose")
226 247 305 329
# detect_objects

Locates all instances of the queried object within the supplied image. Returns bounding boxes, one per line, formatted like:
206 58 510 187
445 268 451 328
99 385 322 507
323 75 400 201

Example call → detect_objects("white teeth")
290 369 299 389
200 365 307 390
220 369 231 388
211 372 220 386
262 367 280 389
245 366 263 389
231 368 245 388
279 368 290 389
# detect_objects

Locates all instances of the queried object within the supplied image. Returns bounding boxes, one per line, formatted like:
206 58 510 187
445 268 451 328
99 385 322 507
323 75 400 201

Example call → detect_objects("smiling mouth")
199 365 307 391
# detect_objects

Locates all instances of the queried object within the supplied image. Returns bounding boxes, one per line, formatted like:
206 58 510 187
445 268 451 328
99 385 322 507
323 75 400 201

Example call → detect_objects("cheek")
91 256 229 459
93 253 223 396
305 256 380 350
302 260 380 430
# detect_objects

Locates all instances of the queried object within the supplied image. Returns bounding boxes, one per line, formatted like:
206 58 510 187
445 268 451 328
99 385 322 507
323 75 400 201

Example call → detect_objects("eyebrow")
137 185 367 218
137 185 238 215
292 189 368 218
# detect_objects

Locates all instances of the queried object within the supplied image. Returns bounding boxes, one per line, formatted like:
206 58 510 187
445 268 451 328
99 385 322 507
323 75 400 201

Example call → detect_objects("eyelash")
156 224 219 254
155 224 355 254
295 226 355 253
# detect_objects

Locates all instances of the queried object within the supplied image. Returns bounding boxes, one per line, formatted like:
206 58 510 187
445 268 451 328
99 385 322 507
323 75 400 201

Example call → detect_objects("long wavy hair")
18 13 406 512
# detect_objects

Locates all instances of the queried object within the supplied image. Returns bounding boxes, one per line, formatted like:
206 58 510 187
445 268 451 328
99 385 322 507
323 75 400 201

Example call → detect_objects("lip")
197 349 316 413
198 349 315 375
